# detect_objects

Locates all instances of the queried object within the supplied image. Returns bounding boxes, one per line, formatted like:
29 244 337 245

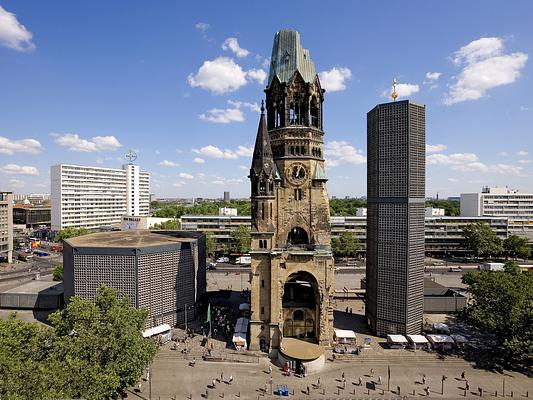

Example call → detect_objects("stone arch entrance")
282 271 319 341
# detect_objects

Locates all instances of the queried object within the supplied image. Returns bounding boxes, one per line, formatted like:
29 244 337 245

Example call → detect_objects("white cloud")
319 67 352 92
239 165 248 170
179 172 194 180
246 68 267 85
428 152 523 175
52 133 122 152
427 153 479 165
222 37 250 58
0 136 42 155
173 181 186 188
325 141 366 167
444 37 528 105
426 144 448 153
1 164 39 175
425 72 442 81
382 83 420 99
0 6 35 51
154 150 160 155
517 150 528 156
227 100 261 113
158 160 180 168
192 144 253 160
447 178 459 183
188 57 248 95
200 108 244 124
518 159 532 164
193 157 205 164
499 151 509 156
194 22 210 32
7 178 25 188
520 106 530 111
211 176 244 185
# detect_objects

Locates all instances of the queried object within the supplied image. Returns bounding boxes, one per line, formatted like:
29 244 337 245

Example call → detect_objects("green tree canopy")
55 227 91 244
462 222 503 259
329 198 367 216
53 264 63 281
461 268 533 367
204 231 216 256
152 200 251 218
0 286 158 399
503 234 531 259
331 232 360 258
231 225 251 254
424 199 460 216
150 219 181 230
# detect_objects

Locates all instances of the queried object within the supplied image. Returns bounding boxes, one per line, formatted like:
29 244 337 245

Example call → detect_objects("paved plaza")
126 336 533 399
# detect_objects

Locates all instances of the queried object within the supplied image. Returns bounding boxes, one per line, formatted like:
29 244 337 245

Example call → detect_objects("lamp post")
441 375 447 395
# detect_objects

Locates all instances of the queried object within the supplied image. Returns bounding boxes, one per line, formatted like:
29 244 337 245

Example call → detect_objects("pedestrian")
370 368 374 377
317 377 321 388
349 307 353 314
220 372 224 382
397 385 401 395
465 381 469 391
342 378 346 389
191 357 196 367
269 365 272 374
229 375 233 384
264 383 268 393
358 376 362 386
422 374 426 384
342 372 345 379
478 387 482 396
138 382 142 393
346 306 349 313
212 379 216 388
378 375 382 385
425 386 430 395
307 386 310 395
461 371 465 380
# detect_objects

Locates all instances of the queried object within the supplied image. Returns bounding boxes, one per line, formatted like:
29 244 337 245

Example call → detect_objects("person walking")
317 377 321 388
306 386 310 395
342 372 345 380
269 365 272 374
422 374 426 384
425 386 430 396
461 371 465 380
370 368 374 377
220 372 223 382
358 376 363 386
342 378 346 389
465 381 469 391
229 375 233 384
378 375 382 385
138 382 142 393
212 379 216 388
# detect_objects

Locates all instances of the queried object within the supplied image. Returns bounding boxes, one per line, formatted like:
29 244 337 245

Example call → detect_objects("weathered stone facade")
248 30 334 352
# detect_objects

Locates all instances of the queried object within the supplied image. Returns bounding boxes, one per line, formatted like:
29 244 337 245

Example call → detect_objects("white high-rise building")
461 187 533 240
0 192 13 263
51 164 150 231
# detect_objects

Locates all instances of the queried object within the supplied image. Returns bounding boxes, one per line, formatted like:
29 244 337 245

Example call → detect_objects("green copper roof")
268 30 317 86
313 163 327 180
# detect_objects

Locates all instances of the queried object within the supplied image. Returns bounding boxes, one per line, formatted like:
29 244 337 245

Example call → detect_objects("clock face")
286 163 307 185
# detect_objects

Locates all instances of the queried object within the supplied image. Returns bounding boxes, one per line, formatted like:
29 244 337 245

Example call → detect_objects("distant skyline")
1 1 532 198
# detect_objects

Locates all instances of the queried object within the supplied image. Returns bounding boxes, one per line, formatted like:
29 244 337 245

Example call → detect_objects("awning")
406 334 429 344
387 334 408 343
142 323 172 338
334 329 356 339
427 334 454 344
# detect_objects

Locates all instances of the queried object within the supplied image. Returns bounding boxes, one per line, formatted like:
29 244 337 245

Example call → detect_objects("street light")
441 375 447 395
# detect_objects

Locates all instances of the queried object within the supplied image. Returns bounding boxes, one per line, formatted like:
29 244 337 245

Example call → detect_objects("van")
216 257 229 263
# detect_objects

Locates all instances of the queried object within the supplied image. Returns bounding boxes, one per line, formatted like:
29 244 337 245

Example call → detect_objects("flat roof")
65 230 196 248
2 280 63 295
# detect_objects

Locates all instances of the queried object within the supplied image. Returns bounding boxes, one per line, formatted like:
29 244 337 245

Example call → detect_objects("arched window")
287 227 309 245
310 97 319 128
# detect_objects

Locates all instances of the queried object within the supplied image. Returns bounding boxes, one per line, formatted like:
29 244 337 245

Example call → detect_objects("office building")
461 187 533 240
13 193 50 205
366 99 425 336
0 192 14 263
51 164 150 231
13 205 51 229
223 191 230 202
63 230 206 328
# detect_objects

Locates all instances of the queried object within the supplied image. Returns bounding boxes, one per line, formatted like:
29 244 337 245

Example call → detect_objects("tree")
53 264 63 281
462 222 503 259
204 231 216 257
331 232 360 258
0 286 158 399
504 235 531 259
424 200 460 216
13 237 20 250
55 227 90 244
461 268 533 367
151 219 181 230
231 225 251 254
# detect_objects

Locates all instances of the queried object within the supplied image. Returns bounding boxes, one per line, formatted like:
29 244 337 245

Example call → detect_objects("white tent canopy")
387 334 408 343
142 323 172 338
407 334 429 344
334 329 356 339
427 334 454 344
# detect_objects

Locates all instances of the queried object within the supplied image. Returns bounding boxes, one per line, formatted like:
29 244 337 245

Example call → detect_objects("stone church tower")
249 30 334 352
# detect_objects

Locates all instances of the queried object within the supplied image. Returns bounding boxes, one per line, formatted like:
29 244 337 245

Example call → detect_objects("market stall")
406 334 430 351
386 334 408 349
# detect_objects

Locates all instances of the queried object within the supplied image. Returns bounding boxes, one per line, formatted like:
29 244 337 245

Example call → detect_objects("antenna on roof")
391 79 398 101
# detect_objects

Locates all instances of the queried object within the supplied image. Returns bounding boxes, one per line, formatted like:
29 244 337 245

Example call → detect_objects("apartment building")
0 192 14 263
51 164 149 231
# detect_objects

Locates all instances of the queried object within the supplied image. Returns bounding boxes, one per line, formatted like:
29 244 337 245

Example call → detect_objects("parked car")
216 257 229 263
207 262 217 270
448 266 462 272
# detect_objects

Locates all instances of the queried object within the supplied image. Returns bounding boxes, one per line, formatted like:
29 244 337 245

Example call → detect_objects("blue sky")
1 1 532 199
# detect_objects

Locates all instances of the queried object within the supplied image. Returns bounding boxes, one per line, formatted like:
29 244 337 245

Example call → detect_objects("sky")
1 1 532 199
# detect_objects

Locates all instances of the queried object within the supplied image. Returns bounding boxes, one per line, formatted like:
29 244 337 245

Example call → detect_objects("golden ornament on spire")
391 79 398 101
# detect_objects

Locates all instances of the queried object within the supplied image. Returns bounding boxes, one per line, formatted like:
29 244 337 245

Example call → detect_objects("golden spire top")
391 79 398 101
